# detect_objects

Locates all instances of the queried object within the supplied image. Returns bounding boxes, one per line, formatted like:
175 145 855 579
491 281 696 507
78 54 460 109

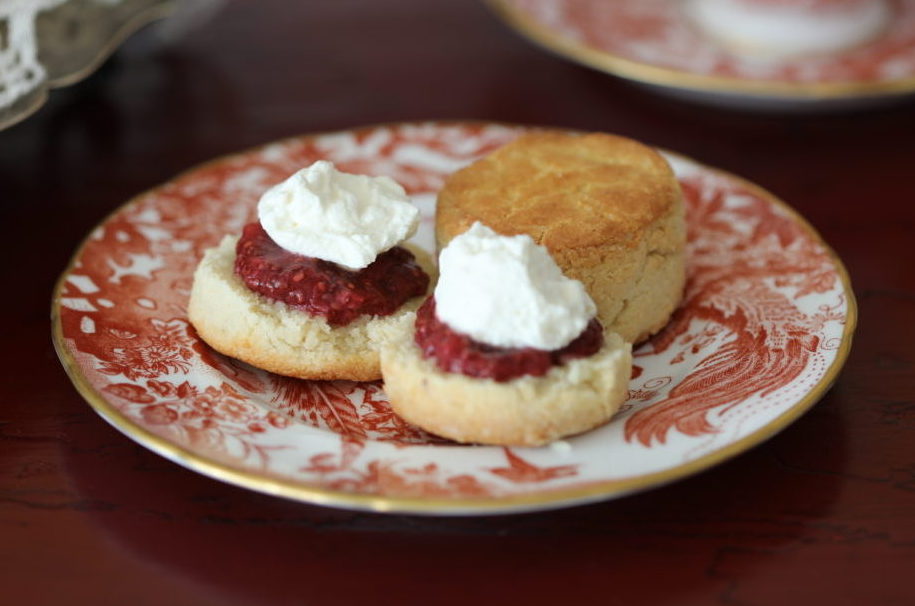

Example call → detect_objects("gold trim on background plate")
486 0 915 102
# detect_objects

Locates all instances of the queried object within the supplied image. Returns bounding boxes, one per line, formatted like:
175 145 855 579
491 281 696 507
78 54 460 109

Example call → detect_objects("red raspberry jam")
234 222 429 326
414 297 603 382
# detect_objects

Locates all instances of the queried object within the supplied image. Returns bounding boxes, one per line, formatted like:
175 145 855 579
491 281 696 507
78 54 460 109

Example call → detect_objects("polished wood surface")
2 1 914 604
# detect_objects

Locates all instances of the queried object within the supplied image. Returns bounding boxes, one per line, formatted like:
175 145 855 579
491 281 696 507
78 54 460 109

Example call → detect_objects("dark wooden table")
2 1 913 604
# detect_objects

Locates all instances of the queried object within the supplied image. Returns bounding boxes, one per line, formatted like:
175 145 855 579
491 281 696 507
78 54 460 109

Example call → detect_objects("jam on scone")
380 221 632 446
187 160 432 382
414 296 603 382
235 222 428 326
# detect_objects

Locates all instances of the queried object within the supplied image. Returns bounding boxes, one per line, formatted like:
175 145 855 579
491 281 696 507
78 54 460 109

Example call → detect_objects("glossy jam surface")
414 297 603 382
234 222 429 326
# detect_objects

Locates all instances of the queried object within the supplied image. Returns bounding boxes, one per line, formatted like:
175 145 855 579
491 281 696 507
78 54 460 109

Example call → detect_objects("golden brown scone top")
436 131 679 250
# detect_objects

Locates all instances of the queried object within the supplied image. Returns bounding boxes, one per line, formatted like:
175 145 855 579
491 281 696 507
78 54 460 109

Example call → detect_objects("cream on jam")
234 222 428 326
414 297 603 382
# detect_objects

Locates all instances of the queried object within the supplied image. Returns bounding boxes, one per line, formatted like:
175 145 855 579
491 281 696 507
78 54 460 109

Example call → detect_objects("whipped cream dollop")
684 0 891 58
434 222 596 350
257 160 420 270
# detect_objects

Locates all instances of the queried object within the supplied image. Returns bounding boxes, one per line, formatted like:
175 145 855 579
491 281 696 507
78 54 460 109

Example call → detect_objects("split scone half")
188 235 434 382
380 221 632 447
380 324 631 447
436 131 687 344
188 160 433 382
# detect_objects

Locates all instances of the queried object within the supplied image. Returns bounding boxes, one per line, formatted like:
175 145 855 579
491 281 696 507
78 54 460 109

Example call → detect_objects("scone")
436 131 686 344
380 222 632 447
187 160 432 382
188 235 434 382
381 323 631 446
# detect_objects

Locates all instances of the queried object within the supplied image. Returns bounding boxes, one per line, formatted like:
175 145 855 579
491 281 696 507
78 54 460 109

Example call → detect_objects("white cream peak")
434 222 596 350
257 160 420 270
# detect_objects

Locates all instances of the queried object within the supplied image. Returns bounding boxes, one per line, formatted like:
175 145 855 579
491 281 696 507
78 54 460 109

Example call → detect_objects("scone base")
381 327 632 447
188 235 432 382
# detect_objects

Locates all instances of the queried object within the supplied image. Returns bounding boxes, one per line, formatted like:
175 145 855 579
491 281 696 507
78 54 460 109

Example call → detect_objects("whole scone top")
435 131 681 251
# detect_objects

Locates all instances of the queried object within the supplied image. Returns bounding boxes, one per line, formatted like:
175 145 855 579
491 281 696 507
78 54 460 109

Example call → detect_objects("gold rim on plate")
486 0 915 101
50 121 858 515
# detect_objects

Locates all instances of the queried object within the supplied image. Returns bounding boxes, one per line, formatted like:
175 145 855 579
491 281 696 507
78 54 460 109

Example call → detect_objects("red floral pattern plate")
52 122 856 515
489 0 915 108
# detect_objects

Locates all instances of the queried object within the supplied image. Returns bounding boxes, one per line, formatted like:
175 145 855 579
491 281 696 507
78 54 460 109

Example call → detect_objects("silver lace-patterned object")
0 0 176 130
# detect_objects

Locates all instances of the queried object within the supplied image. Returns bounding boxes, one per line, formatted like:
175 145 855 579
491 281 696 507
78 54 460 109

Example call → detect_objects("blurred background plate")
487 0 915 110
